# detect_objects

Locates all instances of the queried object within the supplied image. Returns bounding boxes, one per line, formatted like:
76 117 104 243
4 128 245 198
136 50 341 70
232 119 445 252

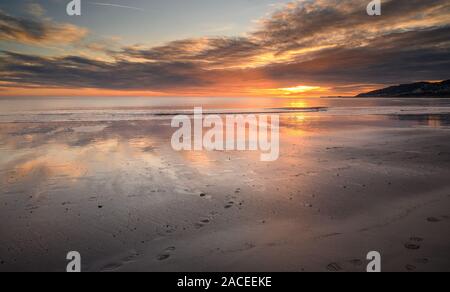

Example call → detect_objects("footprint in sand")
101 262 124 272
405 243 421 250
225 201 235 209
427 215 450 223
157 247 176 261
405 237 423 250
195 219 211 229
157 254 170 261
405 264 417 271
427 217 441 223
327 263 343 272
101 252 139 272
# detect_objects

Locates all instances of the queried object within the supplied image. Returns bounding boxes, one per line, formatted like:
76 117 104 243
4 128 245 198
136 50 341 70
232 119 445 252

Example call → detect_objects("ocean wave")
0 107 328 123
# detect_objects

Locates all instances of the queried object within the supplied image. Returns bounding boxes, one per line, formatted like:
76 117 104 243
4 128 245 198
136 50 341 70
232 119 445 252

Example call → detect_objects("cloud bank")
0 9 88 45
0 0 449 96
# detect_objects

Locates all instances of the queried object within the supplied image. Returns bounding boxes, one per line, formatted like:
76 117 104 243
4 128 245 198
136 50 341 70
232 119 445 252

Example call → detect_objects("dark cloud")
0 9 46 41
262 26 450 85
121 37 263 68
0 9 87 44
254 0 450 52
0 51 209 90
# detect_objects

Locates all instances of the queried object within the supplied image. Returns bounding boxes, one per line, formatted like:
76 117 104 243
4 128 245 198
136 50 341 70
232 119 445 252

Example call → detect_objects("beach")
0 98 450 272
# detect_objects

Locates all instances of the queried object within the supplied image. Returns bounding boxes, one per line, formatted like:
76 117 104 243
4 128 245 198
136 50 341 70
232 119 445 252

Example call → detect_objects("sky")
0 0 449 97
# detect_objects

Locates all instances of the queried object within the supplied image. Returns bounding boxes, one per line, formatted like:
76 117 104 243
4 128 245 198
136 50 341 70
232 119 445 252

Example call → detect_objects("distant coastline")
356 80 450 98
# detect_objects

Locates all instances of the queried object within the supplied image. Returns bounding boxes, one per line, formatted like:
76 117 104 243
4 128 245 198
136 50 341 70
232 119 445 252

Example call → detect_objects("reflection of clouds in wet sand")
1 113 450 272
1 146 87 188
392 114 450 128
11 155 85 181
0 129 166 198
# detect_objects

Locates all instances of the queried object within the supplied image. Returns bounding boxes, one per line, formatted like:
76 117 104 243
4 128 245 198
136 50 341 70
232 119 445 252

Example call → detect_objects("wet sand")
0 112 450 272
